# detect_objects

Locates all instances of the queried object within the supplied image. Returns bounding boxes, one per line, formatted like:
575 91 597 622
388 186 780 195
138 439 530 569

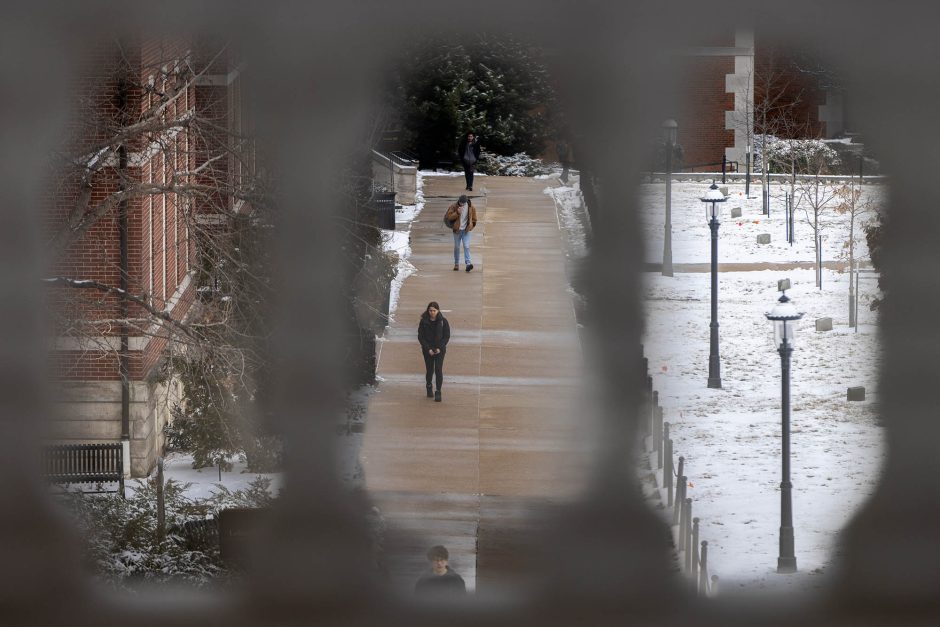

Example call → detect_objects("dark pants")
462 160 475 190
422 349 445 390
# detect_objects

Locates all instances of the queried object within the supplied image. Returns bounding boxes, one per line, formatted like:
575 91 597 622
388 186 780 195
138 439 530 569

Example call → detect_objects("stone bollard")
691 517 700 575
730 207 742 218
719 186 729 196
756 233 771 244
699 541 709 595
847 386 866 401
816 317 833 332
684 499 693 572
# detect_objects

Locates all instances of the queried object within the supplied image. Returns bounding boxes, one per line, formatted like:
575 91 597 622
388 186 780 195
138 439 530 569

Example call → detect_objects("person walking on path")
414 545 466 597
418 301 450 402
445 194 477 272
458 131 481 191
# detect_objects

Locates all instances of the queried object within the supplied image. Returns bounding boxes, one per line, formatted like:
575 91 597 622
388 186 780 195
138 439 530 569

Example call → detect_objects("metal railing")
641 349 718 596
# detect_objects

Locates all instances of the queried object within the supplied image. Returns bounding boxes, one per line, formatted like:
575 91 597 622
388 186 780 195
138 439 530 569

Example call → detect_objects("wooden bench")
42 443 125 498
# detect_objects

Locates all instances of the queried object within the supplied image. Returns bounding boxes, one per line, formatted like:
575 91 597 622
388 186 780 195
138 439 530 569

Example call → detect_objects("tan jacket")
445 201 478 233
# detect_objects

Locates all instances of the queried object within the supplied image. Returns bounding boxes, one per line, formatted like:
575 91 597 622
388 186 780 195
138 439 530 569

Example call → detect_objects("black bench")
42 442 125 498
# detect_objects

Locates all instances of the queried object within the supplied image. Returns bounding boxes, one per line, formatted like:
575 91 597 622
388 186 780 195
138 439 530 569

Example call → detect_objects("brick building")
675 29 842 172
46 38 250 477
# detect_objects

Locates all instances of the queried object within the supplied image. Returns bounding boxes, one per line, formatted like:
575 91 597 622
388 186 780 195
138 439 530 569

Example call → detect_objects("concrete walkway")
361 175 589 594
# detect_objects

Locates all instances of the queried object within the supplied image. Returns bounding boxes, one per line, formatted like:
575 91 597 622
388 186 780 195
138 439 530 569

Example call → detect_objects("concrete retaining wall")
372 151 417 205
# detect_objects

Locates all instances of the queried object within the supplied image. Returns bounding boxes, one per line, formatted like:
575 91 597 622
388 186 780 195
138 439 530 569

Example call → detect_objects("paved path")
361 175 589 594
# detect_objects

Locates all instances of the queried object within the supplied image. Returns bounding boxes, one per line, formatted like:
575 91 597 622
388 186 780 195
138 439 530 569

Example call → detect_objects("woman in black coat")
418 301 451 402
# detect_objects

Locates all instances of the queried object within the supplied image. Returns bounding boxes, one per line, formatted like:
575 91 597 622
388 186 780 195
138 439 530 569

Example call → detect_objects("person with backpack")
444 194 477 272
457 131 481 191
418 301 450 402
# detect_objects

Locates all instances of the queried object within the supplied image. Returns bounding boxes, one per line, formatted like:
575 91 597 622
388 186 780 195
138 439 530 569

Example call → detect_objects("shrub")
63 476 276 589
755 134 841 174
476 152 550 177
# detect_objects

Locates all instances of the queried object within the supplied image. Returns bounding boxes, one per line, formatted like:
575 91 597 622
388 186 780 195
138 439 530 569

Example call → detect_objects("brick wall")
679 55 735 170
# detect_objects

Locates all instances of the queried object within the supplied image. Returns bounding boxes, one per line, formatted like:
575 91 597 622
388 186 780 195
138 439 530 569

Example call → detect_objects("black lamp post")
765 291 804 573
702 181 726 389
662 119 678 277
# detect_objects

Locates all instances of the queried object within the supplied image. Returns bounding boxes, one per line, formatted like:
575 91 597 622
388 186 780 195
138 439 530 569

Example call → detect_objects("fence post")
721 155 726 184
654 406 664 467
699 541 709 595
648 389 658 441
664 439 673 505
156 457 166 543
672 455 683 514
656 420 669 468
692 517 700 576
684 499 693 573
674 472 686 527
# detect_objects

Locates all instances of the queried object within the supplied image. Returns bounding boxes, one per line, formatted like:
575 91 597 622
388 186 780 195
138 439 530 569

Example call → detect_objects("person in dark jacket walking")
418 301 450 402
457 131 481 191
414 545 466 597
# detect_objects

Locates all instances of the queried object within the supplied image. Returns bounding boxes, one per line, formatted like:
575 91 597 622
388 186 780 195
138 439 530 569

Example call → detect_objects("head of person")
426 545 449 575
466 132 475 142
425 301 440 320
458 194 469 206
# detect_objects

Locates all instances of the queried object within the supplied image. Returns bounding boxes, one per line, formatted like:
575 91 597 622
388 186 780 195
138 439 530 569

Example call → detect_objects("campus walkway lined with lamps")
360 175 590 595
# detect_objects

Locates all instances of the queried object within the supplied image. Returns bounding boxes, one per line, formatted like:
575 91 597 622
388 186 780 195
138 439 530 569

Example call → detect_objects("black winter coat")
418 314 451 353
457 137 481 164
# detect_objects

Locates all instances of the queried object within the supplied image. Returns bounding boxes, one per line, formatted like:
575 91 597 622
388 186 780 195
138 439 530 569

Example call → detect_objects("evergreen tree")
392 35 556 167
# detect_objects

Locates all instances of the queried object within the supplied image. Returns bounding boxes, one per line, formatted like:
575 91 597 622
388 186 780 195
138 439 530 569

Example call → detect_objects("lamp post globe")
662 119 678 277
701 181 727 389
766 291 804 573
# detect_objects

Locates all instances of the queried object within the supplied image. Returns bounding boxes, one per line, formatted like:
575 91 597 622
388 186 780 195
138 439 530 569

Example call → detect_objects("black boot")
426 384 433 398
434 390 442 402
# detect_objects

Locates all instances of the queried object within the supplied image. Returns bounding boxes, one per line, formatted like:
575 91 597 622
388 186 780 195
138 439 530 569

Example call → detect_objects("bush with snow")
64 476 277 589
476 152 551 177
755 134 841 174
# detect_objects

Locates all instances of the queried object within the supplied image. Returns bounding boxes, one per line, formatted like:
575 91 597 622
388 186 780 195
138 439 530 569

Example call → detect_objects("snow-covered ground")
639 179 883 265
128 452 283 501
638 179 886 596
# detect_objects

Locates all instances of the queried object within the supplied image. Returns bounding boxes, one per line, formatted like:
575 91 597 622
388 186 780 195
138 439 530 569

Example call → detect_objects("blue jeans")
453 230 472 265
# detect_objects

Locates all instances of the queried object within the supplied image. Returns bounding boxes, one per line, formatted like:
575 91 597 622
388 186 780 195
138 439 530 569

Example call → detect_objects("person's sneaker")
434 390 442 402
465 264 474 272
453 264 459 271
426 384 433 398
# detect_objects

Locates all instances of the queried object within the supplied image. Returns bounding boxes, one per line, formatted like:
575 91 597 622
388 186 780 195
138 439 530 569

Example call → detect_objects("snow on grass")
639 180 884 265
381 173 426 323
129 452 283 501
636 179 886 595
544 178 590 259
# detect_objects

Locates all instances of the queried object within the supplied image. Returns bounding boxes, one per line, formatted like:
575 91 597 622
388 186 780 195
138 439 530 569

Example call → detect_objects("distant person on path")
414 545 466 597
458 131 481 191
445 194 477 272
418 301 450 402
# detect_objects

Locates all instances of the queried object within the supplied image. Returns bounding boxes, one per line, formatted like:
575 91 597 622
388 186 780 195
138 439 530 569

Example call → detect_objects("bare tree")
793 148 840 289
834 183 875 326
